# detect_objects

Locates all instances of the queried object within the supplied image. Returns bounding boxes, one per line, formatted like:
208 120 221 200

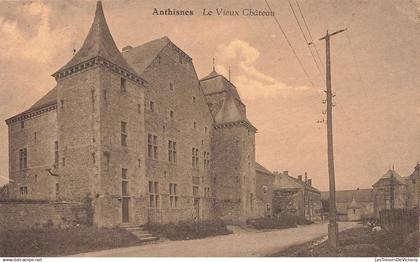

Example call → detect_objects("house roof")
256 162 273 175
29 86 57 111
321 189 374 203
122 36 171 75
287 175 320 192
372 169 406 187
54 1 136 76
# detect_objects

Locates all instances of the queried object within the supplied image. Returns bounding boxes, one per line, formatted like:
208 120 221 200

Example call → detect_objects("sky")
0 0 419 191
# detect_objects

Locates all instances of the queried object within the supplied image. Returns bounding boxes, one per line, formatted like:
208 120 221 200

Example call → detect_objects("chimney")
304 172 308 183
298 175 302 181
283 171 289 176
273 171 279 175
308 179 312 186
122 45 133 52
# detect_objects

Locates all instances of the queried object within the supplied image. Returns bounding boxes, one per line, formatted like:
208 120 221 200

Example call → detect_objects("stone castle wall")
8 108 58 201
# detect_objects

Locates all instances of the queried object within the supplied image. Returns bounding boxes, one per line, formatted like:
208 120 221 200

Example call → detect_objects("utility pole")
390 169 395 210
319 28 346 249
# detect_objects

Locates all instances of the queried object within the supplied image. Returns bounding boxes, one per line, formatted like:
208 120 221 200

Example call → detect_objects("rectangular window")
19 148 28 170
149 181 159 208
153 135 158 159
21 121 24 129
121 121 127 147
192 148 199 168
168 140 176 163
169 183 178 208
203 152 210 169
193 186 199 196
149 101 155 112
169 110 174 120
54 141 59 167
122 169 129 197
55 183 59 199
120 78 126 93
147 135 158 159
20 186 28 195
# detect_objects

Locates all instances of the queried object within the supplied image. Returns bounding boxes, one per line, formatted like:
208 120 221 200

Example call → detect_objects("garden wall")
0 200 90 231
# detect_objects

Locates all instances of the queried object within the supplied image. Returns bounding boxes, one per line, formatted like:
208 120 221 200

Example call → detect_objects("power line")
264 0 316 88
295 0 324 71
288 0 324 83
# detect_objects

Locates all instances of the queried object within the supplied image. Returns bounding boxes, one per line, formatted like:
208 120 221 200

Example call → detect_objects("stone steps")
119 223 159 243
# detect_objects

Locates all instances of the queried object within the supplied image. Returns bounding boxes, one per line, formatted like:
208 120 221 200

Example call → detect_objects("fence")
379 208 419 242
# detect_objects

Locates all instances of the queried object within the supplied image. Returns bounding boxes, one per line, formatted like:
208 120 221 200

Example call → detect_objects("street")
74 222 360 257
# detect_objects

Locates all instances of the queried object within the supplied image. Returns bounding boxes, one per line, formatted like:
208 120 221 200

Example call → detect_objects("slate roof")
200 70 242 102
122 36 171 75
54 1 137 76
287 175 320 192
372 169 406 187
256 162 273 175
321 189 374 203
214 94 246 124
29 86 57 111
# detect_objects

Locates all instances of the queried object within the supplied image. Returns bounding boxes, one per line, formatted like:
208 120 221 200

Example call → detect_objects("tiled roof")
256 162 273 175
321 189 374 203
54 1 136 76
122 36 170 74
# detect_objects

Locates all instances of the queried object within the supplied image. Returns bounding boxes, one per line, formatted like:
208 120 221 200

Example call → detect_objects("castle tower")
200 70 257 224
52 1 146 226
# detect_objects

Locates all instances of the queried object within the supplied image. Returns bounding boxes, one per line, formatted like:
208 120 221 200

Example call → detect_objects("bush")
247 216 298 229
144 219 231 240
296 216 314 225
0 226 140 257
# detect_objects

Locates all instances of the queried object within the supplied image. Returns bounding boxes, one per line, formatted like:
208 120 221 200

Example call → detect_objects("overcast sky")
0 0 419 191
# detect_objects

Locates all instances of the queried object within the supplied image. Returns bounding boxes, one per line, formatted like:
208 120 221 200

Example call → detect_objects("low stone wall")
0 200 89 232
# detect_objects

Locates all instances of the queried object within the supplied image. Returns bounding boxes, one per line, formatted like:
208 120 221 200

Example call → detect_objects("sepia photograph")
0 0 419 259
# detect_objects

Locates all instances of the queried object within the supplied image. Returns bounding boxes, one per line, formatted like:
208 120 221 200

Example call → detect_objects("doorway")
122 197 129 223
193 197 200 220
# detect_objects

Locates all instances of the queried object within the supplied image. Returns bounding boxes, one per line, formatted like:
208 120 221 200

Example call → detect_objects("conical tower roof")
53 1 137 77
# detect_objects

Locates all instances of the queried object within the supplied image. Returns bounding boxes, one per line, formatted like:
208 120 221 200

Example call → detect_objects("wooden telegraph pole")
319 28 346 249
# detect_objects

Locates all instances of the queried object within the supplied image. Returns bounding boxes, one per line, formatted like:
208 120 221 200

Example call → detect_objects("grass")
144 219 232 241
270 227 419 257
0 226 140 257
246 216 313 230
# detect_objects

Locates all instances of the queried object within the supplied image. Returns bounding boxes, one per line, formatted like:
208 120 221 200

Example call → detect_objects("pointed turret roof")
348 195 361 209
53 1 137 77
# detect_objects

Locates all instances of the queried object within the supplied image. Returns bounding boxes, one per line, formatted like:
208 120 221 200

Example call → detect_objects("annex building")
5 1 262 226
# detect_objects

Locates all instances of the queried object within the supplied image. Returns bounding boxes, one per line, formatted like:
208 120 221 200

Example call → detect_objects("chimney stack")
298 175 302 181
283 171 289 176
308 179 312 186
